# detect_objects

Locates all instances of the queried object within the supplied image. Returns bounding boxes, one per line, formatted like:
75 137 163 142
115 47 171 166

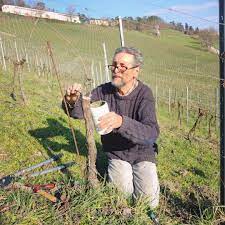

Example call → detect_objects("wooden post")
47 51 53 78
12 59 27 105
18 66 27 105
95 65 99 86
4 39 9 66
168 88 171 114
208 115 214 138
178 100 182 127
195 56 198 73
35 53 41 77
162 87 165 99
14 40 19 62
25 47 30 72
44 55 48 79
47 41 79 155
9 40 15 64
91 60 96 88
99 61 103 84
11 62 17 100
186 86 189 125
82 96 99 188
40 57 44 77
0 37 6 71
174 88 177 105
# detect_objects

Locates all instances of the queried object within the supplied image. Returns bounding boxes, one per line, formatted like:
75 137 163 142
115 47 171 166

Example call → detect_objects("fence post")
5 40 10 66
0 37 6 71
102 42 110 82
219 0 225 205
14 40 19 62
178 101 182 127
198 93 201 106
155 85 158 110
118 16 125 47
174 88 177 105
35 52 41 77
168 88 171 114
47 51 53 78
95 65 99 86
99 61 103 84
25 47 30 72
91 60 95 88
186 86 189 125
215 87 219 130
195 56 198 73
40 57 44 77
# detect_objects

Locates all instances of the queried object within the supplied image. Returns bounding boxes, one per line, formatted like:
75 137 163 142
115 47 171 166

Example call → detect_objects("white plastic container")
90 100 112 135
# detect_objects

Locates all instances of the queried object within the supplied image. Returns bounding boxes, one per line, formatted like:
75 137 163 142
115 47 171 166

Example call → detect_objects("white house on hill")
2 5 81 23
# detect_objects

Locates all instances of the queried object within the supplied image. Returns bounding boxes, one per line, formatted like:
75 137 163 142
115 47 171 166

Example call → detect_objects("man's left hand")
98 112 123 131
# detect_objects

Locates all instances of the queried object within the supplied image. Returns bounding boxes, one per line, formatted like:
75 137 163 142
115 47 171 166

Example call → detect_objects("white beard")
111 77 126 88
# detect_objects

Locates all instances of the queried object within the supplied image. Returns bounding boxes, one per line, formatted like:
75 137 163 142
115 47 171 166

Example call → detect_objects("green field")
0 13 222 224
0 12 219 109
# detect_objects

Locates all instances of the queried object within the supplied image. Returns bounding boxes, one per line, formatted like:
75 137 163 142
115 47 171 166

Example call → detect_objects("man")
63 47 160 208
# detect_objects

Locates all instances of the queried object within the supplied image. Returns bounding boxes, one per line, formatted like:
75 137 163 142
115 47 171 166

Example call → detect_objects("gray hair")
113 47 143 67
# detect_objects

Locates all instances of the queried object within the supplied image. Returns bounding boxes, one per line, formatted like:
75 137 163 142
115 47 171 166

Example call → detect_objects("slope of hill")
0 13 221 224
0 13 218 118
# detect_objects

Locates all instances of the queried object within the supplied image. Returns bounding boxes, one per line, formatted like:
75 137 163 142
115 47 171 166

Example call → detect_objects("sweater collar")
117 79 139 97
114 80 143 100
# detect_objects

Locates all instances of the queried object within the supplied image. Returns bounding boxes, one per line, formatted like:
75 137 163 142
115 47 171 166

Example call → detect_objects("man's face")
111 52 139 88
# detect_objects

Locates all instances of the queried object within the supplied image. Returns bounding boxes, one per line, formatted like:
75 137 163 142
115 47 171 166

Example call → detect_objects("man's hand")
98 112 123 131
65 83 82 104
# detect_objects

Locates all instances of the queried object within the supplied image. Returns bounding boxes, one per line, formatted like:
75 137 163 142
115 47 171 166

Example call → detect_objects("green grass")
0 12 219 112
0 66 221 224
0 13 222 224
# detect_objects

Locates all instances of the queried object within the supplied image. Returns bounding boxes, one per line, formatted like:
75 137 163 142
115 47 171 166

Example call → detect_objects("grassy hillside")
0 13 222 224
0 67 221 224
0 12 218 110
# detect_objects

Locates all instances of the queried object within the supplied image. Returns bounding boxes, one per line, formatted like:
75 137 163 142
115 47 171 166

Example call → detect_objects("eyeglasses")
107 64 139 73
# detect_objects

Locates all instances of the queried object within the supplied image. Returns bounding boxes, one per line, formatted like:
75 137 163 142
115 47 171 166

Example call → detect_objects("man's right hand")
65 83 82 104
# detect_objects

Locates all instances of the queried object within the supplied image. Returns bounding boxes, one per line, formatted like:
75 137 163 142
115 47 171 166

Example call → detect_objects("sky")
41 0 219 29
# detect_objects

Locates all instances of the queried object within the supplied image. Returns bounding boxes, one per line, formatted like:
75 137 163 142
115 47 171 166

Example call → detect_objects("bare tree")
2 0 15 5
0 0 4 10
34 1 45 10
188 26 194 35
15 0 25 7
194 27 200 34
66 4 76 21
198 27 218 48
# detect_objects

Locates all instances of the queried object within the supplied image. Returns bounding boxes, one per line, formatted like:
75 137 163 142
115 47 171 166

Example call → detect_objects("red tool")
25 183 56 192
25 183 58 203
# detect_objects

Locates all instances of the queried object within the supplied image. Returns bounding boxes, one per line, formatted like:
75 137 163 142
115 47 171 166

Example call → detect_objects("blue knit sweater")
62 81 160 164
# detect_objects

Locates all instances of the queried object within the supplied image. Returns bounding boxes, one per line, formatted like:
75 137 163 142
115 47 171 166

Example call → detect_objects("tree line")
120 16 218 49
0 2 218 48
170 21 218 49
